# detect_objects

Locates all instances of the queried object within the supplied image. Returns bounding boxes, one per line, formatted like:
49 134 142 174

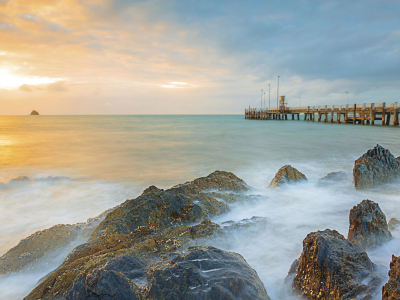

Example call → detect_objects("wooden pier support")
318 106 321 122
371 104 375 125
337 105 341 123
361 104 365 125
382 102 386 126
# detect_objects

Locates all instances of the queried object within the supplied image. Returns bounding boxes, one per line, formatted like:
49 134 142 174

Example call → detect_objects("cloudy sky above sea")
0 0 399 114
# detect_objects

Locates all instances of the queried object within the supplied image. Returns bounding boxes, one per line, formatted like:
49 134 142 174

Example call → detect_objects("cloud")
17 14 37 22
19 84 33 92
47 81 67 93
0 0 400 114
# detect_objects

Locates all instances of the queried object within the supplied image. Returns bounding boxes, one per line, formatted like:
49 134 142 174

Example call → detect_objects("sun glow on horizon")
0 68 61 90
160 82 198 89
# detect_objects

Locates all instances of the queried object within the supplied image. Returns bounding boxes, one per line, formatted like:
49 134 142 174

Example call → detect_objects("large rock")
353 144 400 189
24 171 250 299
291 229 382 300
348 200 392 250
25 220 224 300
269 165 307 188
30 110 39 115
147 246 270 300
382 255 400 300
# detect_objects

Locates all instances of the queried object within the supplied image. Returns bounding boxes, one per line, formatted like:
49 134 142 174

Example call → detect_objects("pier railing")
245 102 399 126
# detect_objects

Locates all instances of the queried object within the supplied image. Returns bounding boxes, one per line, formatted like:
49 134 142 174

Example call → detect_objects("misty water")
0 115 400 299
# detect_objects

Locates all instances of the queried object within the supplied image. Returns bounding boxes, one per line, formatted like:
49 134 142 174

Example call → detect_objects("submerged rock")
269 165 307 188
222 216 269 236
147 246 270 300
8 176 30 185
292 229 382 300
207 192 262 204
348 200 392 250
30 110 39 115
0 224 81 274
0 208 113 275
317 171 349 186
388 218 400 231
353 144 400 189
382 255 400 300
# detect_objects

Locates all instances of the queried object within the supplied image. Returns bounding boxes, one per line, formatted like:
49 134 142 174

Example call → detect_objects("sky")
0 0 399 114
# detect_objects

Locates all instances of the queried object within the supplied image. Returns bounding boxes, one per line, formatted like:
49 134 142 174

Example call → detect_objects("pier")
245 102 399 126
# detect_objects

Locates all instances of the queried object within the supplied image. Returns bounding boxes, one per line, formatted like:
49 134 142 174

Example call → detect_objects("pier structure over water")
245 102 399 126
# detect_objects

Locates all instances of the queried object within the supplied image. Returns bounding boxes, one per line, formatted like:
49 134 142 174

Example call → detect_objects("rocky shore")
1 145 400 299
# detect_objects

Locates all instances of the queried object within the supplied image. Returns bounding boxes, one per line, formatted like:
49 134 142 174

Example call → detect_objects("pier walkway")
245 102 399 126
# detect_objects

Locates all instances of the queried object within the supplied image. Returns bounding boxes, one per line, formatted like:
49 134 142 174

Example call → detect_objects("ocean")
0 115 399 299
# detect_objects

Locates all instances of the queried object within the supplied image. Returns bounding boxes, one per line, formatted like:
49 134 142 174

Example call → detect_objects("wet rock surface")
0 224 81 274
0 209 113 275
24 171 262 300
388 218 400 231
269 165 307 188
382 255 400 300
141 185 163 195
292 229 382 300
65 255 147 300
354 144 400 189
348 199 392 250
317 171 349 186
147 246 270 300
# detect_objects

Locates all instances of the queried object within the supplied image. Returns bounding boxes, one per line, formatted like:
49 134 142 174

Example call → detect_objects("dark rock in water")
172 170 249 193
0 208 114 275
269 165 307 188
222 216 269 237
24 171 251 300
208 192 263 204
65 268 145 300
317 171 349 186
25 220 224 300
0 224 81 274
353 144 400 189
8 176 30 185
292 229 382 300
89 171 241 242
388 218 400 231
34 176 69 182
288 258 300 275
348 200 392 250
30 110 39 115
141 185 163 195
382 255 400 300
147 246 270 300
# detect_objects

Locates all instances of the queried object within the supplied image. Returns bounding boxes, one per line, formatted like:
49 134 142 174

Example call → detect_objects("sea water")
0 115 399 299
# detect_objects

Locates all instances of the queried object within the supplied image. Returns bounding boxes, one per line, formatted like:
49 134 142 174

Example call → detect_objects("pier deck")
245 102 399 126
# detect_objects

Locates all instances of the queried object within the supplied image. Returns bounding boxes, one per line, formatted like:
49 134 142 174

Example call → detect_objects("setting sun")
0 68 60 89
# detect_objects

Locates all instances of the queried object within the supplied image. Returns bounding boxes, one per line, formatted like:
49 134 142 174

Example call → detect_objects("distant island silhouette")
30 110 39 115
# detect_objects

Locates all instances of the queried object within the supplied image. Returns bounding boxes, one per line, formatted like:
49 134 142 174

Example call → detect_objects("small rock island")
30 110 39 115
